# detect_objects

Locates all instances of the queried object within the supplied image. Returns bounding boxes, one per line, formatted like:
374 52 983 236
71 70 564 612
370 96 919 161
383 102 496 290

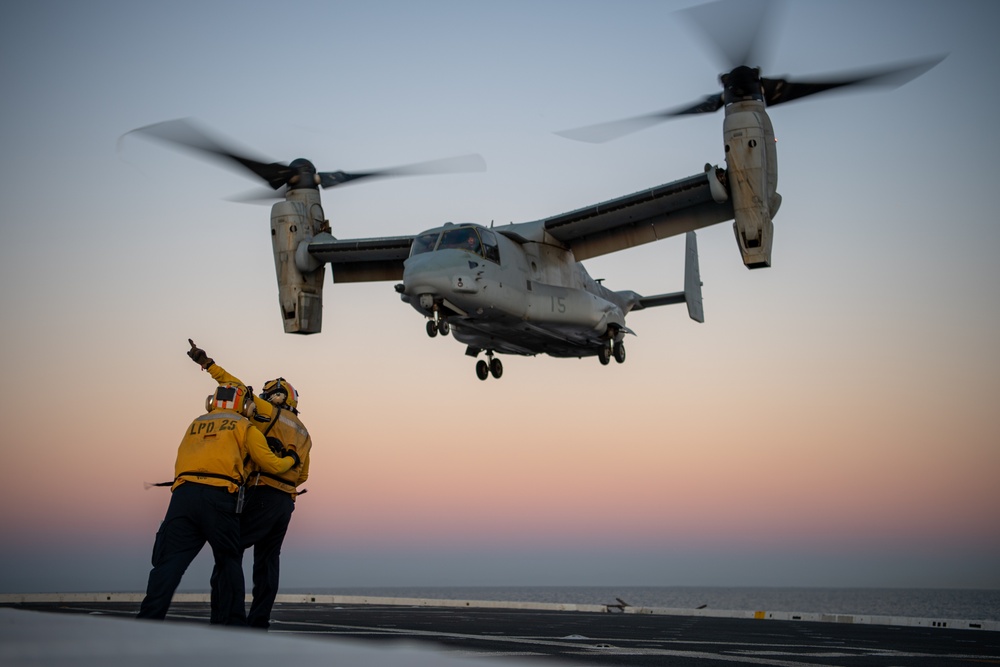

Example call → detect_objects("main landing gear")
476 351 503 381
598 341 626 366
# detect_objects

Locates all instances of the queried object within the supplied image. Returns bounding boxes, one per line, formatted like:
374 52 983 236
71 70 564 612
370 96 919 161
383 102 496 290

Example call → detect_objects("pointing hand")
187 338 214 370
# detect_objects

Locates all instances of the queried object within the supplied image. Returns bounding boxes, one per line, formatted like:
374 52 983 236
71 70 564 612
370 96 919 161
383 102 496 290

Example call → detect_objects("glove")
266 436 284 456
284 449 301 470
187 338 214 369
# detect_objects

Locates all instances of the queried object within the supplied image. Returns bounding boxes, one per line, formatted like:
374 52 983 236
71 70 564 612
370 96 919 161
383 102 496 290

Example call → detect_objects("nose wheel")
476 351 503 380
425 316 450 337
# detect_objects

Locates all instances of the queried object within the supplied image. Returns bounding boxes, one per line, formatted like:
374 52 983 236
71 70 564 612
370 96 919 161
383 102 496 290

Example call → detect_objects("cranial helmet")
206 383 254 417
261 377 297 411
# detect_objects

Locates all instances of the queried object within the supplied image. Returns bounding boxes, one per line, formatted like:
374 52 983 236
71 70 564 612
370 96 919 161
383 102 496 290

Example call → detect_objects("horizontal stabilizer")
635 291 685 309
631 232 704 322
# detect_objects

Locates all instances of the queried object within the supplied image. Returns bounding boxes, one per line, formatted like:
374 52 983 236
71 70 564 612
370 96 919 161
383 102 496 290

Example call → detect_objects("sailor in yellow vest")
187 339 313 629
137 382 300 625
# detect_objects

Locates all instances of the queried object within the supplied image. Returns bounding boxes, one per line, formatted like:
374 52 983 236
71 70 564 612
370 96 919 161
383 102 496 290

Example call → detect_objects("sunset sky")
1 0 998 595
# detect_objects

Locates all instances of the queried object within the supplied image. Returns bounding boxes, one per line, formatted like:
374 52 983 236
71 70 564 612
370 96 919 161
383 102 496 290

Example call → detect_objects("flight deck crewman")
187 339 313 630
137 383 300 625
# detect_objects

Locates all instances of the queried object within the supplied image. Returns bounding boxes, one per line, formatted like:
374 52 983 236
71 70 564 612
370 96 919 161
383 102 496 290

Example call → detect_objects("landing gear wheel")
426 320 438 338
476 360 489 381
598 345 611 366
490 357 503 379
613 341 626 364
437 319 450 336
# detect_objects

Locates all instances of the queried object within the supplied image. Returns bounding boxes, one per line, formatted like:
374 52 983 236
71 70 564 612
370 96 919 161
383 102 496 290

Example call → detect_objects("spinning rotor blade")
554 95 724 144
318 153 486 189
556 0 945 143
126 118 293 189
759 56 947 107
681 0 779 74
124 118 487 195
227 185 289 205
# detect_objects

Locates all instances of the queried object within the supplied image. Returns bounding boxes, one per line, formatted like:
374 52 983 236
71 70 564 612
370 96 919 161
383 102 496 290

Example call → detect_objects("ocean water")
292 586 1000 621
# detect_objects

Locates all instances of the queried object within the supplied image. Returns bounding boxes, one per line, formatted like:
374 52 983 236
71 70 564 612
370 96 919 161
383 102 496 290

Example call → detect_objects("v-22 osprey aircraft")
132 118 722 381
130 1 942 380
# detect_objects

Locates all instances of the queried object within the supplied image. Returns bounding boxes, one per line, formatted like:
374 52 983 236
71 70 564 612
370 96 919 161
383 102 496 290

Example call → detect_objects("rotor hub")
721 66 764 106
288 158 319 189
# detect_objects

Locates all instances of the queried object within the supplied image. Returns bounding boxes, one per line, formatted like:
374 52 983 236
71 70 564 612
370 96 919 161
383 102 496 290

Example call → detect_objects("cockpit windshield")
409 225 500 263
439 227 481 253
410 232 439 257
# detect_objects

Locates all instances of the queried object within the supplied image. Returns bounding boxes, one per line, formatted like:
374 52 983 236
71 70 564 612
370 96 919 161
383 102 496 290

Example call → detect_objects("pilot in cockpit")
464 230 481 255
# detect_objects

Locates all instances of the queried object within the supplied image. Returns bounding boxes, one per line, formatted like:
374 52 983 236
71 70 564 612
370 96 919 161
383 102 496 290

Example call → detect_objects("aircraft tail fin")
631 232 704 322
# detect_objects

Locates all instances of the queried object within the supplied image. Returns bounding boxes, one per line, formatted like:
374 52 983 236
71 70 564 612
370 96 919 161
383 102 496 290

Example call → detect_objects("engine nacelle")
723 100 779 269
270 193 326 334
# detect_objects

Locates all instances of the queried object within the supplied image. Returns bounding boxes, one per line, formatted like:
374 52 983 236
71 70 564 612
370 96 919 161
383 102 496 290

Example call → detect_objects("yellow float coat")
173 409 297 493
208 364 312 497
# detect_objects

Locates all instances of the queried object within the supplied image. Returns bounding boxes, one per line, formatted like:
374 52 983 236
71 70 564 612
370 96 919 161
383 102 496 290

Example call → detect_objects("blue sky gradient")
1 0 997 593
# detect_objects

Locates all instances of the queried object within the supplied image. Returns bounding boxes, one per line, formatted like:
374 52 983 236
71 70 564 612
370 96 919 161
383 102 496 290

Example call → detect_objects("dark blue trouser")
137 483 246 625
210 485 294 628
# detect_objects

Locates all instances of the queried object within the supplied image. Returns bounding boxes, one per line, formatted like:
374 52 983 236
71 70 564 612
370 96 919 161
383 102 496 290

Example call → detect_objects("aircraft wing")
307 234 413 283
305 170 732 282
542 171 734 261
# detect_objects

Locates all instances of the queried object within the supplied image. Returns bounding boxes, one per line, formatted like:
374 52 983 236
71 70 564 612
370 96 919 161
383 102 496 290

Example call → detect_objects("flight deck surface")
3 596 998 666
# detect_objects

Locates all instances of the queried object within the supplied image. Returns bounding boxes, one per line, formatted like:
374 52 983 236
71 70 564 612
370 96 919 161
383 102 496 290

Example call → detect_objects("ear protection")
207 383 253 417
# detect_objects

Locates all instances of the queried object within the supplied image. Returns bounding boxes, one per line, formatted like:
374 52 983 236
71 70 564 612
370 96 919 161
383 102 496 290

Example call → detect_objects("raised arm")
188 339 274 418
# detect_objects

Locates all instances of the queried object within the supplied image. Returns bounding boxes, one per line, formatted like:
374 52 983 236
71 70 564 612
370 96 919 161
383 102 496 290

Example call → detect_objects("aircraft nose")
402 251 480 296
402 253 448 295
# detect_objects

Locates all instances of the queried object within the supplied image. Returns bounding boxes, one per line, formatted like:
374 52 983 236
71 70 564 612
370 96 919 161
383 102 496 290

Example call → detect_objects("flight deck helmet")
261 377 298 412
206 383 254 418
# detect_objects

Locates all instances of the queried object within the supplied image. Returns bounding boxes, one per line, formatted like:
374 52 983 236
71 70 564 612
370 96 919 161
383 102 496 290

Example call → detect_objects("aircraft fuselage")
399 223 628 359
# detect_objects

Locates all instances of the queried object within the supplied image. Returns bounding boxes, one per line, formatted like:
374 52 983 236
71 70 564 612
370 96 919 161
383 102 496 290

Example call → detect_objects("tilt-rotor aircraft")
128 0 942 381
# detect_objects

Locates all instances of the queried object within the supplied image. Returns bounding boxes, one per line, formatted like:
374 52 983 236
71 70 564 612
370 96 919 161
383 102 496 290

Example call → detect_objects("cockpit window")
439 227 482 256
479 228 500 263
409 232 440 257
411 226 500 263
